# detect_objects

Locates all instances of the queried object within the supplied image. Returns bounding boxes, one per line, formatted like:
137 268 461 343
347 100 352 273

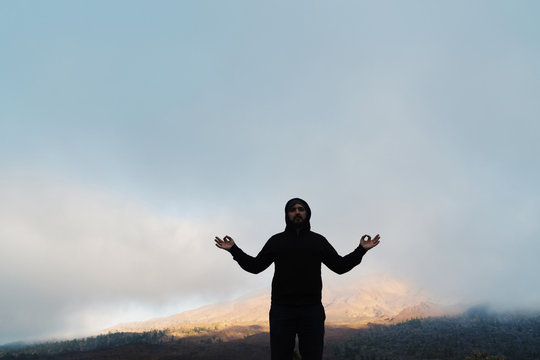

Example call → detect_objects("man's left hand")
360 234 380 250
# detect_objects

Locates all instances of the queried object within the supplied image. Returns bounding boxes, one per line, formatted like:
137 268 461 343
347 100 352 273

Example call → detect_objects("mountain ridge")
106 275 463 334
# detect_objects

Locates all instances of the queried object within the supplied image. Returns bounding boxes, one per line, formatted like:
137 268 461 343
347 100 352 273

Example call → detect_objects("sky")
1 0 539 345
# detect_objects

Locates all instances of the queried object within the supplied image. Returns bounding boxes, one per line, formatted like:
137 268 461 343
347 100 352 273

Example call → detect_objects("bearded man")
215 198 380 360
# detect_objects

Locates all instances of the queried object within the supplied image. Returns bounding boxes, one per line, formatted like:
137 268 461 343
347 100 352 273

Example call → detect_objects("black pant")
269 303 325 360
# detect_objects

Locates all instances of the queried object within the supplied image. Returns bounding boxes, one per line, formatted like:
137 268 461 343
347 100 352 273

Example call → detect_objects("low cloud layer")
2 171 539 344
0 177 260 343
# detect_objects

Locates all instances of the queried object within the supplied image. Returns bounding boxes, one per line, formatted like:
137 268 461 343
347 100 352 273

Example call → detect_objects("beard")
292 215 306 228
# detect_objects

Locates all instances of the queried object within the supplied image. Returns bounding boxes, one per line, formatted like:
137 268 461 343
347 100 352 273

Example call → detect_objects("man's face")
287 203 307 225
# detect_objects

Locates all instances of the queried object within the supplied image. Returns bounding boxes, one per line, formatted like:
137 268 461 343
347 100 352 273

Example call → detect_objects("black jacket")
229 208 367 306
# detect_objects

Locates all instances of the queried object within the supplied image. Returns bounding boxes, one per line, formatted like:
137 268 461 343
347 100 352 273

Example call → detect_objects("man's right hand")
214 235 235 251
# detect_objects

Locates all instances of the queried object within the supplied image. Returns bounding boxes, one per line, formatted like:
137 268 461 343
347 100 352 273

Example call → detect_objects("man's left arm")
322 234 380 275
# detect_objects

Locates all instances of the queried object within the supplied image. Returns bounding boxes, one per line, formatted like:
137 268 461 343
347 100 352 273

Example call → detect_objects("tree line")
333 311 540 359
1 311 539 359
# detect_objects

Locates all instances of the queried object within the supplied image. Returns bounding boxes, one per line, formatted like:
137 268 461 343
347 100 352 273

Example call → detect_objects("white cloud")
0 175 255 344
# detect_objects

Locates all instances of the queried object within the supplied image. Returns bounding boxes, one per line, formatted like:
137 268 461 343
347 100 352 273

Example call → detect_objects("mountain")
106 275 462 334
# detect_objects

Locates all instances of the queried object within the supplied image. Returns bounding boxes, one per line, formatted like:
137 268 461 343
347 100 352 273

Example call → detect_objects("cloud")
0 174 256 344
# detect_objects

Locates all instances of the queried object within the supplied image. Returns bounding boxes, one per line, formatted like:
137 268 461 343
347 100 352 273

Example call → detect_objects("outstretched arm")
214 235 273 274
322 234 381 275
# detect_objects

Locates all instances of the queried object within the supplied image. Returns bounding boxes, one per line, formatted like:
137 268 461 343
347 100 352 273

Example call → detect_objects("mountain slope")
107 275 460 333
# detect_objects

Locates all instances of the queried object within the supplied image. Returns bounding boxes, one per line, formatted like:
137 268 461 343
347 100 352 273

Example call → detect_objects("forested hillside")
334 312 540 360
1 312 539 360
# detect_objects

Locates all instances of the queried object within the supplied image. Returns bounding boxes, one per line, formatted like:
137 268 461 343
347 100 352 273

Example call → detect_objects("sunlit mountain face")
106 275 464 334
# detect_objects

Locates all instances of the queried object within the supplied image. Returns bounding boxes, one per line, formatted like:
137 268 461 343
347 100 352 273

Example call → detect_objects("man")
214 198 380 360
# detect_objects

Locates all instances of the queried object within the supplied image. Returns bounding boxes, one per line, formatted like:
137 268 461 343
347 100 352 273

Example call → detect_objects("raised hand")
360 234 380 250
214 235 235 251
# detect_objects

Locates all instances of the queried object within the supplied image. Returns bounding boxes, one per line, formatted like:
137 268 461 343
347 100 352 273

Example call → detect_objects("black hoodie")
229 198 367 306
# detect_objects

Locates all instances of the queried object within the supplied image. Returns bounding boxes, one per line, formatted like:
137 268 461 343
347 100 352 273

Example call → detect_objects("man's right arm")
215 235 274 274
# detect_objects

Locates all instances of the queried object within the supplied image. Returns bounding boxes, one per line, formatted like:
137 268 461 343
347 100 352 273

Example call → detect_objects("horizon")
2 273 540 347
1 0 539 345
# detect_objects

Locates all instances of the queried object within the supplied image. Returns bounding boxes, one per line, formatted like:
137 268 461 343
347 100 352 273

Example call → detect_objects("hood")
284 197 311 231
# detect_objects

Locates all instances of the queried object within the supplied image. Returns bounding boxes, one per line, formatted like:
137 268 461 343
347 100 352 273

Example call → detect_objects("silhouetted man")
215 198 380 360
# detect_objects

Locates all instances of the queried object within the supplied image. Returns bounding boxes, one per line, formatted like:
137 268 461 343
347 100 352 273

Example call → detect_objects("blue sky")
1 1 539 345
